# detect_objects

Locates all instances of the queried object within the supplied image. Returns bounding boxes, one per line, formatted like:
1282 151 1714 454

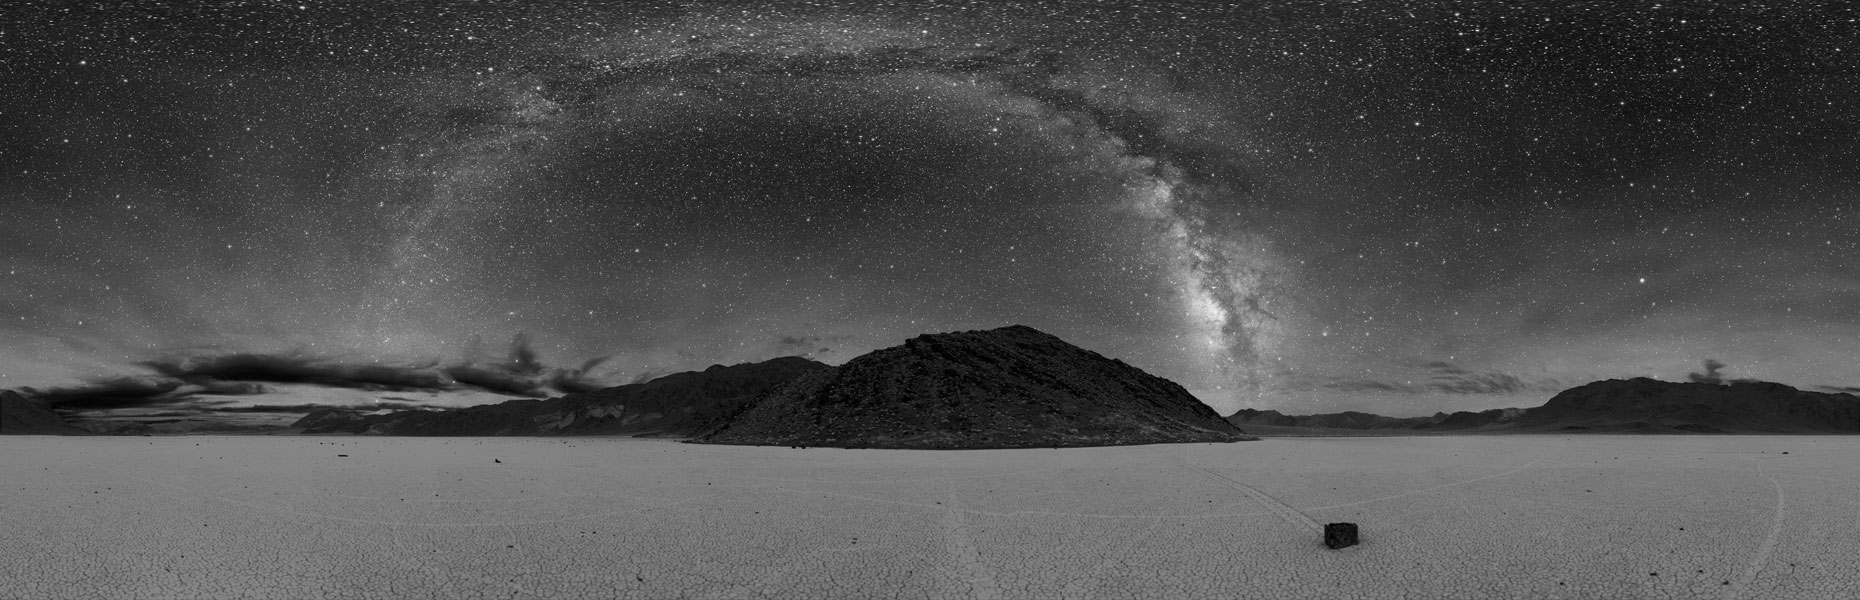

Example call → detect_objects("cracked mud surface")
2 435 1853 599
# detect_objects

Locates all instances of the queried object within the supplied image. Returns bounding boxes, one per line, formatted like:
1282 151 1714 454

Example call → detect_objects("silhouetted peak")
699 326 1248 448
2 388 90 435
906 324 1056 342
761 356 824 367
1523 376 1859 433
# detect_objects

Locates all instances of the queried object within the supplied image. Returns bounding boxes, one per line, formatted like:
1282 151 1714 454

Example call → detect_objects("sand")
1 435 1853 599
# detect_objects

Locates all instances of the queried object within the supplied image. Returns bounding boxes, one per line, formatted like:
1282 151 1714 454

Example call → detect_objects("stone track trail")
1057 514 1166 600
1156 449 1322 534
941 487 1003 600
1156 446 1553 536
764 484 1269 520
1304 456 1545 511
1721 458 1787 600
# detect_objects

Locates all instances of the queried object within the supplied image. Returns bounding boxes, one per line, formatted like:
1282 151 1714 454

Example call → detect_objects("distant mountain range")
1227 407 1527 431
1517 377 1858 433
8 333 1857 440
1230 378 1859 434
693 325 1252 448
293 356 829 436
296 325 1253 448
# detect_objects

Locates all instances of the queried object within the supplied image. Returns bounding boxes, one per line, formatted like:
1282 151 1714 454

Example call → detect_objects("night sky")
4 1 1856 419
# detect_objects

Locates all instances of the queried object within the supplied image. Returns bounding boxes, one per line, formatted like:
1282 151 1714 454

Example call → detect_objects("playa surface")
1 435 1853 599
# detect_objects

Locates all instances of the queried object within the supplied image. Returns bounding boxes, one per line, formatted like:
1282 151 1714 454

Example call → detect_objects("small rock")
1324 522 1359 549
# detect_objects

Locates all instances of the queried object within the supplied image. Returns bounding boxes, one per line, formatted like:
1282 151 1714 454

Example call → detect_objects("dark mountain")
695 325 1253 449
2 390 92 435
1227 378 1859 434
1426 407 1527 430
293 357 829 436
1226 407 1525 431
1516 377 1860 433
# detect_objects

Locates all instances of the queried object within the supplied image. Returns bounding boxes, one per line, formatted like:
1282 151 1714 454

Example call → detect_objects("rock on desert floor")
1 435 1854 599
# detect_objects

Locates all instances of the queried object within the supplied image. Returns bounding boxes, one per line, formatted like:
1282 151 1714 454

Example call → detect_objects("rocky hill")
1 390 91 435
1516 377 1859 433
294 357 828 436
695 325 1253 449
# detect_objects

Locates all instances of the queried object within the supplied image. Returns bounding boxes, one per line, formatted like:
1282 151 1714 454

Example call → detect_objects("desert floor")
1 434 1854 599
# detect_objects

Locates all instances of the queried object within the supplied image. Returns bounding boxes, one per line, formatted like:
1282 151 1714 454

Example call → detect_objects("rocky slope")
695 325 1253 449
294 357 829 436
1 390 91 435
1515 378 1859 433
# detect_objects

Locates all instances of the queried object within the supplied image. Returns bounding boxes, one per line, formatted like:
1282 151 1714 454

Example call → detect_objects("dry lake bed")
2 435 1854 599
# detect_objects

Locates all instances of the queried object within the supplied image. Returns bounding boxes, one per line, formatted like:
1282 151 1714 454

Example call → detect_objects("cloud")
441 364 546 397
545 355 615 394
625 367 682 385
1687 358 1728 384
23 377 186 409
131 332 621 398
195 380 269 395
204 401 433 413
210 403 347 413
140 352 447 391
771 334 833 357
1317 361 1555 396
34 331 624 419
446 334 617 395
1322 380 1405 393
1421 362 1536 394
505 332 545 376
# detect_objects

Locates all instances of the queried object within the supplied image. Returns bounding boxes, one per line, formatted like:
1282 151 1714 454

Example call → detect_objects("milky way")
3 1 1856 417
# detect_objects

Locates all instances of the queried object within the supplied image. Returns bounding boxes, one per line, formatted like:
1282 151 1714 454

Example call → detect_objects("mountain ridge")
695 324 1253 448
1227 377 1859 434
1 389 93 435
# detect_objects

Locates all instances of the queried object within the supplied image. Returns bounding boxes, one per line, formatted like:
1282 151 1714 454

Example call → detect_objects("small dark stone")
1324 522 1359 549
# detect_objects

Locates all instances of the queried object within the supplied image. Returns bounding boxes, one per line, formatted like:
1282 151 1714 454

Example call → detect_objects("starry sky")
3 1 1857 419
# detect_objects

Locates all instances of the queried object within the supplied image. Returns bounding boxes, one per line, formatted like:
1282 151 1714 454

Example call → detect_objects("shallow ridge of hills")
2 389 92 435
1227 407 1527 431
694 325 1254 449
1516 377 1860 433
293 357 829 436
1227 378 1859 434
